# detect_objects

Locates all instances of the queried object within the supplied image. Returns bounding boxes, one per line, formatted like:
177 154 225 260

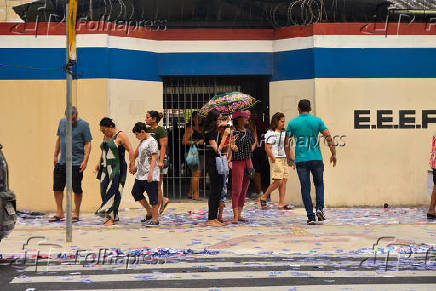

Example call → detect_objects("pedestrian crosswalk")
6 255 436 290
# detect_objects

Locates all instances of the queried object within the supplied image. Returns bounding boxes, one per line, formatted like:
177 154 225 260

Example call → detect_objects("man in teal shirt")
285 99 337 224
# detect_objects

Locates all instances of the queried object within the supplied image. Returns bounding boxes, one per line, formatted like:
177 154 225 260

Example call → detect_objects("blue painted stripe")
108 49 160 81
314 48 436 79
77 48 160 81
272 49 314 81
0 48 66 80
158 53 272 76
1 48 436 81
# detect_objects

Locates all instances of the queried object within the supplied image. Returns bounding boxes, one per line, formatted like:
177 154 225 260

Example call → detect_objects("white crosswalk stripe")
6 256 436 290
10 269 436 284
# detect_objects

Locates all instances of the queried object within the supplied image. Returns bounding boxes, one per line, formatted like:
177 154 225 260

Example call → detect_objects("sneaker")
140 215 152 223
316 209 326 221
307 218 317 225
145 220 159 227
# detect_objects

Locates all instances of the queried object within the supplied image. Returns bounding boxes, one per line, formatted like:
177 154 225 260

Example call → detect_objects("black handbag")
163 155 169 169
245 167 255 180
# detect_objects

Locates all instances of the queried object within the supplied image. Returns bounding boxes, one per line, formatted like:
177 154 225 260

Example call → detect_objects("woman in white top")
258 112 295 210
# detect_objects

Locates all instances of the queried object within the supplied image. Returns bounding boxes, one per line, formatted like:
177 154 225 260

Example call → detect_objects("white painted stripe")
11 270 436 284
314 35 436 49
51 285 436 291
107 37 273 53
1 35 436 51
23 260 312 272
273 36 314 51
0 35 108 48
0 35 272 52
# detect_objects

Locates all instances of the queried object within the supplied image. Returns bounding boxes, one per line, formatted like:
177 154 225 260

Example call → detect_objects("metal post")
65 2 73 243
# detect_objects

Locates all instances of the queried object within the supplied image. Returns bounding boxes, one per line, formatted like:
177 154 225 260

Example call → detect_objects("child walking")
131 122 160 227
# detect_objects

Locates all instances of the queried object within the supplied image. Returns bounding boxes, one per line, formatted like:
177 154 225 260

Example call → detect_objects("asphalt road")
1 255 436 290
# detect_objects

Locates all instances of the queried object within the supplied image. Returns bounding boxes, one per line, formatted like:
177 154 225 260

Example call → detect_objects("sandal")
427 213 436 219
159 200 170 215
259 199 268 209
48 216 64 222
72 217 79 223
104 218 115 226
238 217 248 222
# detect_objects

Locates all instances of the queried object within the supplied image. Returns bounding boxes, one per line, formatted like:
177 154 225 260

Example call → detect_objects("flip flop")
259 199 268 209
48 216 63 222
159 200 170 215
72 217 79 223
278 204 295 210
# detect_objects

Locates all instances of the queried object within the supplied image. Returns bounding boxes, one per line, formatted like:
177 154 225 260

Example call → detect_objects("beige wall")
0 79 108 212
315 78 435 207
269 78 435 207
269 79 315 205
0 0 29 22
0 78 164 212
106 79 163 208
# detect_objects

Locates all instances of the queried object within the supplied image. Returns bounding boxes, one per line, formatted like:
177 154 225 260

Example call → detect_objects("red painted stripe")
314 23 436 36
274 25 314 39
274 23 436 38
0 22 434 39
0 22 273 40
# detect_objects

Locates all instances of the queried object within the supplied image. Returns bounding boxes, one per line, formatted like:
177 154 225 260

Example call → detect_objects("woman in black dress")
182 111 205 200
203 110 227 226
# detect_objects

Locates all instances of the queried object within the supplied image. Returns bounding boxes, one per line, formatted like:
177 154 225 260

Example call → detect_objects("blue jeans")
296 160 324 220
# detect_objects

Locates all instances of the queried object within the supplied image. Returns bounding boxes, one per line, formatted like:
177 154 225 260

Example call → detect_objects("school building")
0 0 435 211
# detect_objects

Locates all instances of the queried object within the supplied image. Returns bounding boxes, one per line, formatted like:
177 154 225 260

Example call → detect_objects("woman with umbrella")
203 110 227 226
200 92 258 224
231 110 256 224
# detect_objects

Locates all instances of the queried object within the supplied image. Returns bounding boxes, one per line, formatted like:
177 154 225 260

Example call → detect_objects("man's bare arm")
79 142 91 172
54 137 60 167
321 129 337 167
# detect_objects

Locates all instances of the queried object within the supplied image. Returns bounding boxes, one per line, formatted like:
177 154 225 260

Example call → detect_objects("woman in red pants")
231 111 256 224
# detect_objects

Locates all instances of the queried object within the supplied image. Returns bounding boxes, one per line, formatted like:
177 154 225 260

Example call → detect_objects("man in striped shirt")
428 132 436 220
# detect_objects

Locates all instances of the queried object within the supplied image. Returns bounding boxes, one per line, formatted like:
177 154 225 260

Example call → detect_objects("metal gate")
162 76 269 200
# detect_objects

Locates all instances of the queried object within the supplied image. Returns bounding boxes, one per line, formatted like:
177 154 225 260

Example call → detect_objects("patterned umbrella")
199 92 259 116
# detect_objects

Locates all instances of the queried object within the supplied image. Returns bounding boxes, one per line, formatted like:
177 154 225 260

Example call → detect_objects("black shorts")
53 164 83 194
433 169 436 185
131 179 158 205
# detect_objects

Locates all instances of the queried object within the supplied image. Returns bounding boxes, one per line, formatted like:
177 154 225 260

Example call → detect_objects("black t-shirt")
204 130 222 158
232 129 255 161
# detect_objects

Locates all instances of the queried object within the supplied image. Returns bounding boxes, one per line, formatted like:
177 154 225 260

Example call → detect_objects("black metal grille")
162 76 269 200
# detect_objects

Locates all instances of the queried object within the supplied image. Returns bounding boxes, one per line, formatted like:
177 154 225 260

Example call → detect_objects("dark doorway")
162 75 270 200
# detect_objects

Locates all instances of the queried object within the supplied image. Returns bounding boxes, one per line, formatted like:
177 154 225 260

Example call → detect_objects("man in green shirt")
284 99 337 225
145 111 170 214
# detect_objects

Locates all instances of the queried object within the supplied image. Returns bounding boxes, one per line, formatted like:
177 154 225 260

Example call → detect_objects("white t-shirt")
264 130 286 158
136 137 160 181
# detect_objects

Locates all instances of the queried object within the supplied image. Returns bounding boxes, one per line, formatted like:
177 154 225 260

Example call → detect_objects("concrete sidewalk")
1 201 435 257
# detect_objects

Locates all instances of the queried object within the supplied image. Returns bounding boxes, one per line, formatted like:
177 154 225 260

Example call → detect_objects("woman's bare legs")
191 170 201 200
428 185 436 215
278 179 287 208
